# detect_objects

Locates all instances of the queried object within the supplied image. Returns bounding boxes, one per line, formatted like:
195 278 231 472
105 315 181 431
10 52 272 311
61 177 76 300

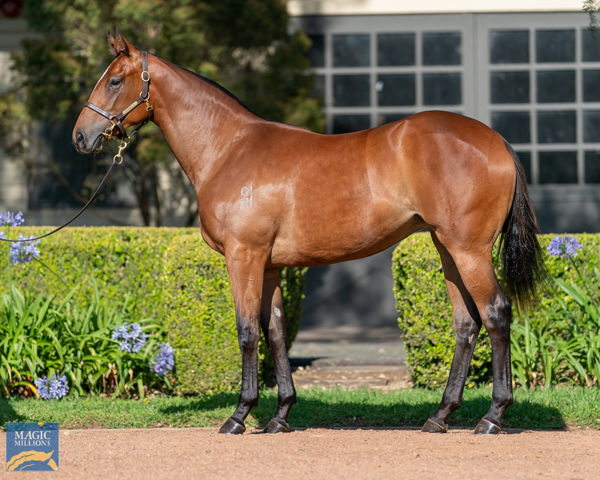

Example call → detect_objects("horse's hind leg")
422 232 483 433
260 269 297 433
430 233 513 434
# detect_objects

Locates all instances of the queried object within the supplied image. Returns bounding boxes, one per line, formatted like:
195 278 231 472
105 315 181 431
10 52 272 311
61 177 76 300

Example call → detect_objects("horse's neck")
151 58 260 187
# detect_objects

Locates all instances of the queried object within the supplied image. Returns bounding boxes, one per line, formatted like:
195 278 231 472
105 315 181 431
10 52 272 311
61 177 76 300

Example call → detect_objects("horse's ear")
108 29 133 57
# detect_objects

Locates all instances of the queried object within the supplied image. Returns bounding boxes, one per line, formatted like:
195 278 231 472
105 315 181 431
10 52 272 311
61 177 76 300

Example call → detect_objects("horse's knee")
237 322 260 352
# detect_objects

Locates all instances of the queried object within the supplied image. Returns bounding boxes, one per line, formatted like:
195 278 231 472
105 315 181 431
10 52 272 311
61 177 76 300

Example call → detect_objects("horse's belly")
269 207 422 267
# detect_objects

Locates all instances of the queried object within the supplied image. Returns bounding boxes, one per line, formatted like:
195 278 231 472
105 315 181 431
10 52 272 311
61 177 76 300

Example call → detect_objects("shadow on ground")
156 390 566 432
0 400 26 428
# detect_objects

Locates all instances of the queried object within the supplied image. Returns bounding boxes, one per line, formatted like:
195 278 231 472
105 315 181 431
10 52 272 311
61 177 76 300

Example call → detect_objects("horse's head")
73 31 152 154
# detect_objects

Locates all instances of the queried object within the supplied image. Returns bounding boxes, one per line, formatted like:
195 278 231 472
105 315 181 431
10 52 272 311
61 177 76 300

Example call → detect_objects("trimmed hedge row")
392 232 600 389
392 234 491 389
1 227 306 394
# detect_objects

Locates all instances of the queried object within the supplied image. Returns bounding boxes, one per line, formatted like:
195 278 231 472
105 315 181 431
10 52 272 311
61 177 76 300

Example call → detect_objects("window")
377 33 415 66
376 74 415 106
490 71 529 104
305 25 465 133
422 32 461 65
333 75 370 107
488 25 600 185
333 34 370 67
490 30 529 64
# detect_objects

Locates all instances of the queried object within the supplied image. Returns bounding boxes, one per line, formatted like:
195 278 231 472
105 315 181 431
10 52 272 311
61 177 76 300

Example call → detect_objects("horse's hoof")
219 417 246 435
264 417 292 434
421 418 448 433
474 418 502 435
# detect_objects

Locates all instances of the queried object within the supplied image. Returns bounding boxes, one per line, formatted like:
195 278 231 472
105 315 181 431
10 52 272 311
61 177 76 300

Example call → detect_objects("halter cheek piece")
84 50 154 140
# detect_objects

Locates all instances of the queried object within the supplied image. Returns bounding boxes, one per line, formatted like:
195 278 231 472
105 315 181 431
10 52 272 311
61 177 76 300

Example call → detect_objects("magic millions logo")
6 423 59 472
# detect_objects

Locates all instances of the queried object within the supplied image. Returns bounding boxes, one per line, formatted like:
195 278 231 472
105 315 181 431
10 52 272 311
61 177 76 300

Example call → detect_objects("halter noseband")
84 50 154 140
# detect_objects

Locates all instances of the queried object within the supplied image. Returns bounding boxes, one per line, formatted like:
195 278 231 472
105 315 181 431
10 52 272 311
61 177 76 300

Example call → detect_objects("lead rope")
0 139 129 244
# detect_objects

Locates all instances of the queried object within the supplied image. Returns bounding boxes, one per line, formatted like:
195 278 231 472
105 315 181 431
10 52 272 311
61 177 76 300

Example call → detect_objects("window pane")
313 74 325 99
536 29 575 63
492 111 531 143
536 70 575 103
583 70 600 102
376 74 415 106
423 73 462 105
538 151 578 184
583 110 600 143
422 32 461 65
537 111 576 143
582 29 600 62
490 30 529 64
584 151 600 183
308 34 325 68
333 34 370 67
332 115 371 134
377 33 415 66
490 71 530 103
516 151 532 183
333 75 370 107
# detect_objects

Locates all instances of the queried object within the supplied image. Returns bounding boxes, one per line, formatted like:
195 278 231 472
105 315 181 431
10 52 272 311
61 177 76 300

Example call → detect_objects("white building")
2 1 599 232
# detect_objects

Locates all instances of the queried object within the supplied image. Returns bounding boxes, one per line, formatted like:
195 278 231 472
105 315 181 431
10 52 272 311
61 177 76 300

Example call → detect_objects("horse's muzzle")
74 129 104 154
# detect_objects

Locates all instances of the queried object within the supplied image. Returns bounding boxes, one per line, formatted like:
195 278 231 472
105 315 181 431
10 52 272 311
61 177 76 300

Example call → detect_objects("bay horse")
73 31 545 435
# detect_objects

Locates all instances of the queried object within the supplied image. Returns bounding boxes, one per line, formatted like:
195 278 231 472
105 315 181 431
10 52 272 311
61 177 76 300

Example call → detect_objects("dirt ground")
4 332 599 479
2 426 600 479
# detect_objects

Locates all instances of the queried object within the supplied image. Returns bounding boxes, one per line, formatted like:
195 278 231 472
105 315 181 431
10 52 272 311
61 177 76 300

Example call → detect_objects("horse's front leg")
260 269 297 433
219 253 265 435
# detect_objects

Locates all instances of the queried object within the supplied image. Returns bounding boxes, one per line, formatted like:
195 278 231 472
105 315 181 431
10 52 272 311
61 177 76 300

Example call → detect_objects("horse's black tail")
497 140 547 313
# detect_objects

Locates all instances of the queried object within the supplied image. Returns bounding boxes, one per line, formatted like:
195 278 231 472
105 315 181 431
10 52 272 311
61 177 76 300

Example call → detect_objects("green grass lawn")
2 386 599 431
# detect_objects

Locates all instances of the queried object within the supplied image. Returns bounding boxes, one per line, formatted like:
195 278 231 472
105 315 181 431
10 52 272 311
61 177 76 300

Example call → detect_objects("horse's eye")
109 77 122 88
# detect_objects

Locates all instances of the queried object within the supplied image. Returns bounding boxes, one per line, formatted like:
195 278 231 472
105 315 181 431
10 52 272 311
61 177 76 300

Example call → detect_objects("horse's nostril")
76 130 85 146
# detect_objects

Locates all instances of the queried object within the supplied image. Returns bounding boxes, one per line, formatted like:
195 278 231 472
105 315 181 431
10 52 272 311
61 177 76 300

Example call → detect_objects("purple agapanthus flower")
112 322 148 353
149 342 174 376
547 235 583 259
0 211 24 227
35 373 69 400
9 235 41 264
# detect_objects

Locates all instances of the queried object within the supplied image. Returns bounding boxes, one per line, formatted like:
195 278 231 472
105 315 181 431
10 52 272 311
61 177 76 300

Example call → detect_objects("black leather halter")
84 50 154 139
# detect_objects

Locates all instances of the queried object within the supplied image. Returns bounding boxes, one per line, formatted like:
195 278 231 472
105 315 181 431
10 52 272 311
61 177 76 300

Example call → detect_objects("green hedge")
1 227 306 395
392 232 600 389
392 234 492 389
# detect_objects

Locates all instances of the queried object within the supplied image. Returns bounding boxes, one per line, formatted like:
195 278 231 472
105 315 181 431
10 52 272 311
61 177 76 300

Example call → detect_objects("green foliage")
0 282 168 398
511 234 600 388
2 227 179 320
0 227 306 397
392 233 600 390
162 234 241 395
0 1 325 226
392 234 491 389
162 234 307 394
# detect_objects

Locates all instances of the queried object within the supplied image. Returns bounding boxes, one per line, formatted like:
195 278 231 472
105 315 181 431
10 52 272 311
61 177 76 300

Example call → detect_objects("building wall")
289 0 583 15
292 11 600 233
292 9 600 332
